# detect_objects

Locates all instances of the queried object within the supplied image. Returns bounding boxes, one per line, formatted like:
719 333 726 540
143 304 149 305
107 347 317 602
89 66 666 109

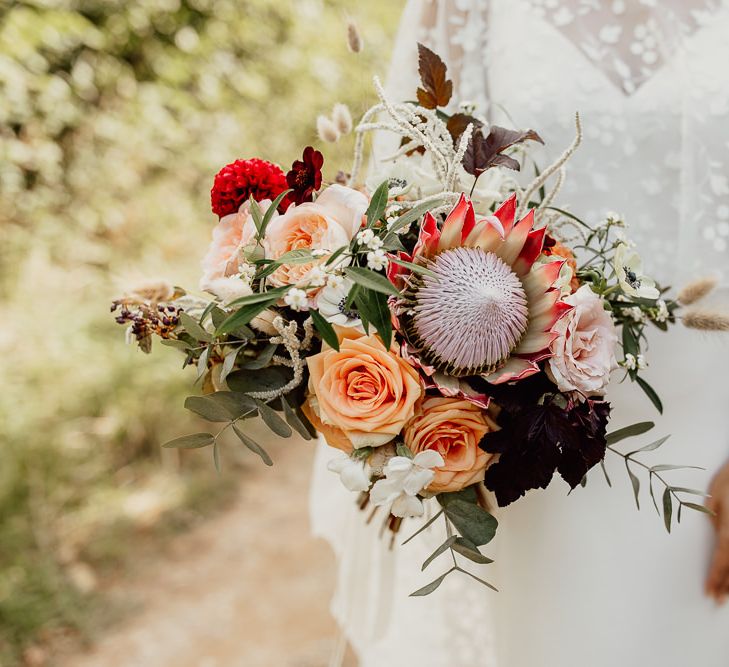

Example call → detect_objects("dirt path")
62 438 356 667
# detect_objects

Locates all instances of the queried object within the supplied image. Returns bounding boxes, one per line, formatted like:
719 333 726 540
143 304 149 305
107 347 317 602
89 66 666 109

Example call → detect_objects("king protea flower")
391 194 570 383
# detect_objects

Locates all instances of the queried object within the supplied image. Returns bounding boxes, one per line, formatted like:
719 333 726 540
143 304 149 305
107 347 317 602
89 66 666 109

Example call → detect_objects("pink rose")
200 199 272 290
263 184 367 287
547 285 618 396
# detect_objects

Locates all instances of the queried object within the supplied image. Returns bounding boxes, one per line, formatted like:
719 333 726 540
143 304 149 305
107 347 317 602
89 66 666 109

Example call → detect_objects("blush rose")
547 285 618 396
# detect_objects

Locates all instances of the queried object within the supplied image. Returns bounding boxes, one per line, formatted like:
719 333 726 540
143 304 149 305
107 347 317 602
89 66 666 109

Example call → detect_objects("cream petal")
482 357 539 384
513 329 556 354
314 184 369 238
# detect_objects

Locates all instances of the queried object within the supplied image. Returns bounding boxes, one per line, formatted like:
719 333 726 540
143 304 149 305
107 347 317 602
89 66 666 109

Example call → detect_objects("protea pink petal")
439 194 475 251
387 250 413 289
513 329 557 354
465 218 505 252
522 260 565 297
495 209 534 266
414 211 440 258
529 291 572 331
425 372 491 409
482 356 539 384
513 225 546 277
493 193 517 234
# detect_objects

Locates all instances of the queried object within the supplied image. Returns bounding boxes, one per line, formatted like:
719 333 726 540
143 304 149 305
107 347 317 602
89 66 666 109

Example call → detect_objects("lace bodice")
386 0 729 286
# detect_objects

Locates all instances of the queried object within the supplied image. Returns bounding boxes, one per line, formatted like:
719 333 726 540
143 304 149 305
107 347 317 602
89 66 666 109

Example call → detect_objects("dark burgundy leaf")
463 125 544 176
416 43 453 109
446 113 483 145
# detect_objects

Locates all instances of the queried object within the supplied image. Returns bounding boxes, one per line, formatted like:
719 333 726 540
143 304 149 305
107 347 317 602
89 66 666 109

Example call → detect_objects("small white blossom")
326 272 346 289
370 450 445 518
655 299 669 323
605 211 626 226
367 236 384 251
637 354 648 370
284 287 308 311
626 306 645 322
311 248 330 258
306 265 328 288
367 248 388 271
328 454 371 492
623 353 637 370
237 262 257 283
356 228 375 246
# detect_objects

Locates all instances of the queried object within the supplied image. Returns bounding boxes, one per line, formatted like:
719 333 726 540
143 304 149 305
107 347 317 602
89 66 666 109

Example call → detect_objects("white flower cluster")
623 353 647 371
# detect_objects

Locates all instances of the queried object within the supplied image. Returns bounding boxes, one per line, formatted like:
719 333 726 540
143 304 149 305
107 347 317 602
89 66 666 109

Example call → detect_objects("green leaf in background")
345 266 400 297
621 323 639 357
309 309 340 351
179 312 213 343
185 395 234 422
682 502 713 515
626 435 670 458
249 196 264 238
365 181 389 228
185 392 257 422
325 245 349 267
225 285 291 309
355 288 392 349
162 433 215 449
220 347 239 383
384 198 444 239
260 189 291 238
636 375 663 414
606 421 655 445
396 442 414 459
160 339 192 351
213 441 221 473
254 399 293 438
439 498 498 547
239 343 278 370
402 509 444 546
233 424 273 466
281 397 312 441
216 298 280 335
226 367 291 394
387 256 437 278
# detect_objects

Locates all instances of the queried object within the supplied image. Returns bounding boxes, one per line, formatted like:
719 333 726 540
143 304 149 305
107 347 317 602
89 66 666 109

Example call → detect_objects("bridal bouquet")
113 45 725 595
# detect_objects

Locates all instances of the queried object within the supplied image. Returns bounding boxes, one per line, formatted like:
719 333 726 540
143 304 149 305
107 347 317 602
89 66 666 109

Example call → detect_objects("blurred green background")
0 0 402 663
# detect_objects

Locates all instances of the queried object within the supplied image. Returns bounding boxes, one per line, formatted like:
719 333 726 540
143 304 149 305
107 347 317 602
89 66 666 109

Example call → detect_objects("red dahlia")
210 158 289 218
286 146 324 206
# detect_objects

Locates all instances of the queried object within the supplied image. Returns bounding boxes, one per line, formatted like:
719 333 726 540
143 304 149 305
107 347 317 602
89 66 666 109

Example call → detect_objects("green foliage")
0 0 402 660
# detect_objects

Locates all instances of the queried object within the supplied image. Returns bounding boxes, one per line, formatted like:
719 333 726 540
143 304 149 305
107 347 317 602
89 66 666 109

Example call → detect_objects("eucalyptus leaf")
162 433 214 449
441 499 498 547
422 536 457 571
196 347 210 382
281 397 312 440
606 421 655 445
600 460 612 488
682 502 714 515
627 435 670 458
180 312 213 343
650 464 704 472
458 568 499 592
255 399 293 438
233 424 273 466
226 367 291 394
213 441 221 473
345 266 400 297
185 392 257 422
636 375 663 414
239 343 278 370
184 395 233 422
160 339 192 351
625 460 641 509
409 570 452 597
220 348 239 384
452 538 493 564
663 487 673 533
402 510 444 546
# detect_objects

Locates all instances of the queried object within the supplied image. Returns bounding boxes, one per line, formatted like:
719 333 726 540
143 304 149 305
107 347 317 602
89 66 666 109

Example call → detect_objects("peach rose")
264 184 367 287
403 397 496 493
305 327 423 450
200 199 271 290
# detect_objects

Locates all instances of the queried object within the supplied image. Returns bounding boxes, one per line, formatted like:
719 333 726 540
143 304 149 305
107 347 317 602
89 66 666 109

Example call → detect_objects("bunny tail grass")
677 276 718 305
682 308 729 332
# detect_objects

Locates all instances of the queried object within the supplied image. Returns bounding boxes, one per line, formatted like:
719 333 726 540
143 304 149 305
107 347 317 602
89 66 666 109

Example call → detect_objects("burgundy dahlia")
286 146 324 206
210 158 289 218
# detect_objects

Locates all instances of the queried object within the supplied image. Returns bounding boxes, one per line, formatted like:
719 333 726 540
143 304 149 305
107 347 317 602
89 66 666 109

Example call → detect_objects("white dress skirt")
310 1 729 665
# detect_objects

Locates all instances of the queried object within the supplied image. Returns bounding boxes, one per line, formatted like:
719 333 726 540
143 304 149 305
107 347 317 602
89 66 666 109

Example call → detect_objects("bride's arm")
706 460 729 603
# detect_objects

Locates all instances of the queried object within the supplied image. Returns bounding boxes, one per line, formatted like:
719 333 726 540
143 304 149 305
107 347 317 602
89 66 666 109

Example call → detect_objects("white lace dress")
310 1 729 665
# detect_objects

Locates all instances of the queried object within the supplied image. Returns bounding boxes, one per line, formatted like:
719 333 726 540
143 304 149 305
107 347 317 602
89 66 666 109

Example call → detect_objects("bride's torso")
434 0 729 285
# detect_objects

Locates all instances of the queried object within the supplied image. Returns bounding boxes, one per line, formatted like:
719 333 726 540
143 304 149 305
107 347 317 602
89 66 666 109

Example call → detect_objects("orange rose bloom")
304 327 423 451
549 240 580 292
403 397 496 493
